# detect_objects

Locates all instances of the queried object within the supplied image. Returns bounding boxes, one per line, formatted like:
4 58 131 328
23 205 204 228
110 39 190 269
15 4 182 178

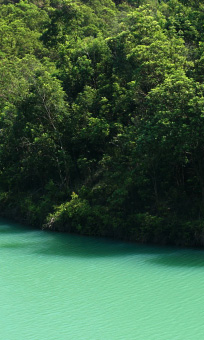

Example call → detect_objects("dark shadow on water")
0 217 169 257
36 230 181 259
148 251 204 268
0 217 38 234
0 218 174 258
36 232 204 270
2 217 204 268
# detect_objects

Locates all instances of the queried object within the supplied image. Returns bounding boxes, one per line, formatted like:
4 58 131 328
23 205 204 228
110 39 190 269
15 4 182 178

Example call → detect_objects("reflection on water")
1 218 204 340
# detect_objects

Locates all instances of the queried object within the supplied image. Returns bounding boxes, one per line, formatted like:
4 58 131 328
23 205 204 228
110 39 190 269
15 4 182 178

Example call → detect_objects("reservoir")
1 218 204 340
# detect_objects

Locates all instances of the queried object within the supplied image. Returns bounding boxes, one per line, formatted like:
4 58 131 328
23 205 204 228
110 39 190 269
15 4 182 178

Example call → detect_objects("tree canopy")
1 0 204 246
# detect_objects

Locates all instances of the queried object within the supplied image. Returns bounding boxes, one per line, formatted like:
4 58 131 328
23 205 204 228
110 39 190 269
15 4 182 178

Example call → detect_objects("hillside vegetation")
1 0 204 245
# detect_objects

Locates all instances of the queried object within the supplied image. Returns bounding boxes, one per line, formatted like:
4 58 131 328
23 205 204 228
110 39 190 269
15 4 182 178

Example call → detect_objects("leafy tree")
1 0 204 245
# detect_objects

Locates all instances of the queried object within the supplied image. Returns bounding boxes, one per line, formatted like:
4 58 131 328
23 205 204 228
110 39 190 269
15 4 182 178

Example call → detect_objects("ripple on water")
0 218 204 340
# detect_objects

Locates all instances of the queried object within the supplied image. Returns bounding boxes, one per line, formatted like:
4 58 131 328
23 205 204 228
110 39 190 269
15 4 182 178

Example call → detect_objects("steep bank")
1 195 204 247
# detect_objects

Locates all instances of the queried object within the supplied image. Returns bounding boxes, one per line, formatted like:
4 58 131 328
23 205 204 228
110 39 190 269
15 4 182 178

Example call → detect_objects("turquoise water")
1 218 204 340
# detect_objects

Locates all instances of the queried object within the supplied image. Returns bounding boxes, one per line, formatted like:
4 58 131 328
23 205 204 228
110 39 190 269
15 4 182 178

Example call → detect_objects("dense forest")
1 0 204 245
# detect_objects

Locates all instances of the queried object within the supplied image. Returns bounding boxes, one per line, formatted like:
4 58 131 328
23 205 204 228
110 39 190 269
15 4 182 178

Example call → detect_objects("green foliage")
1 0 204 246
0 2 49 57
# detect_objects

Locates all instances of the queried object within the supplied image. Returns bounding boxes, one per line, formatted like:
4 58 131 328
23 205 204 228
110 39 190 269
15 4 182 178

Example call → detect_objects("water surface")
1 218 204 339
